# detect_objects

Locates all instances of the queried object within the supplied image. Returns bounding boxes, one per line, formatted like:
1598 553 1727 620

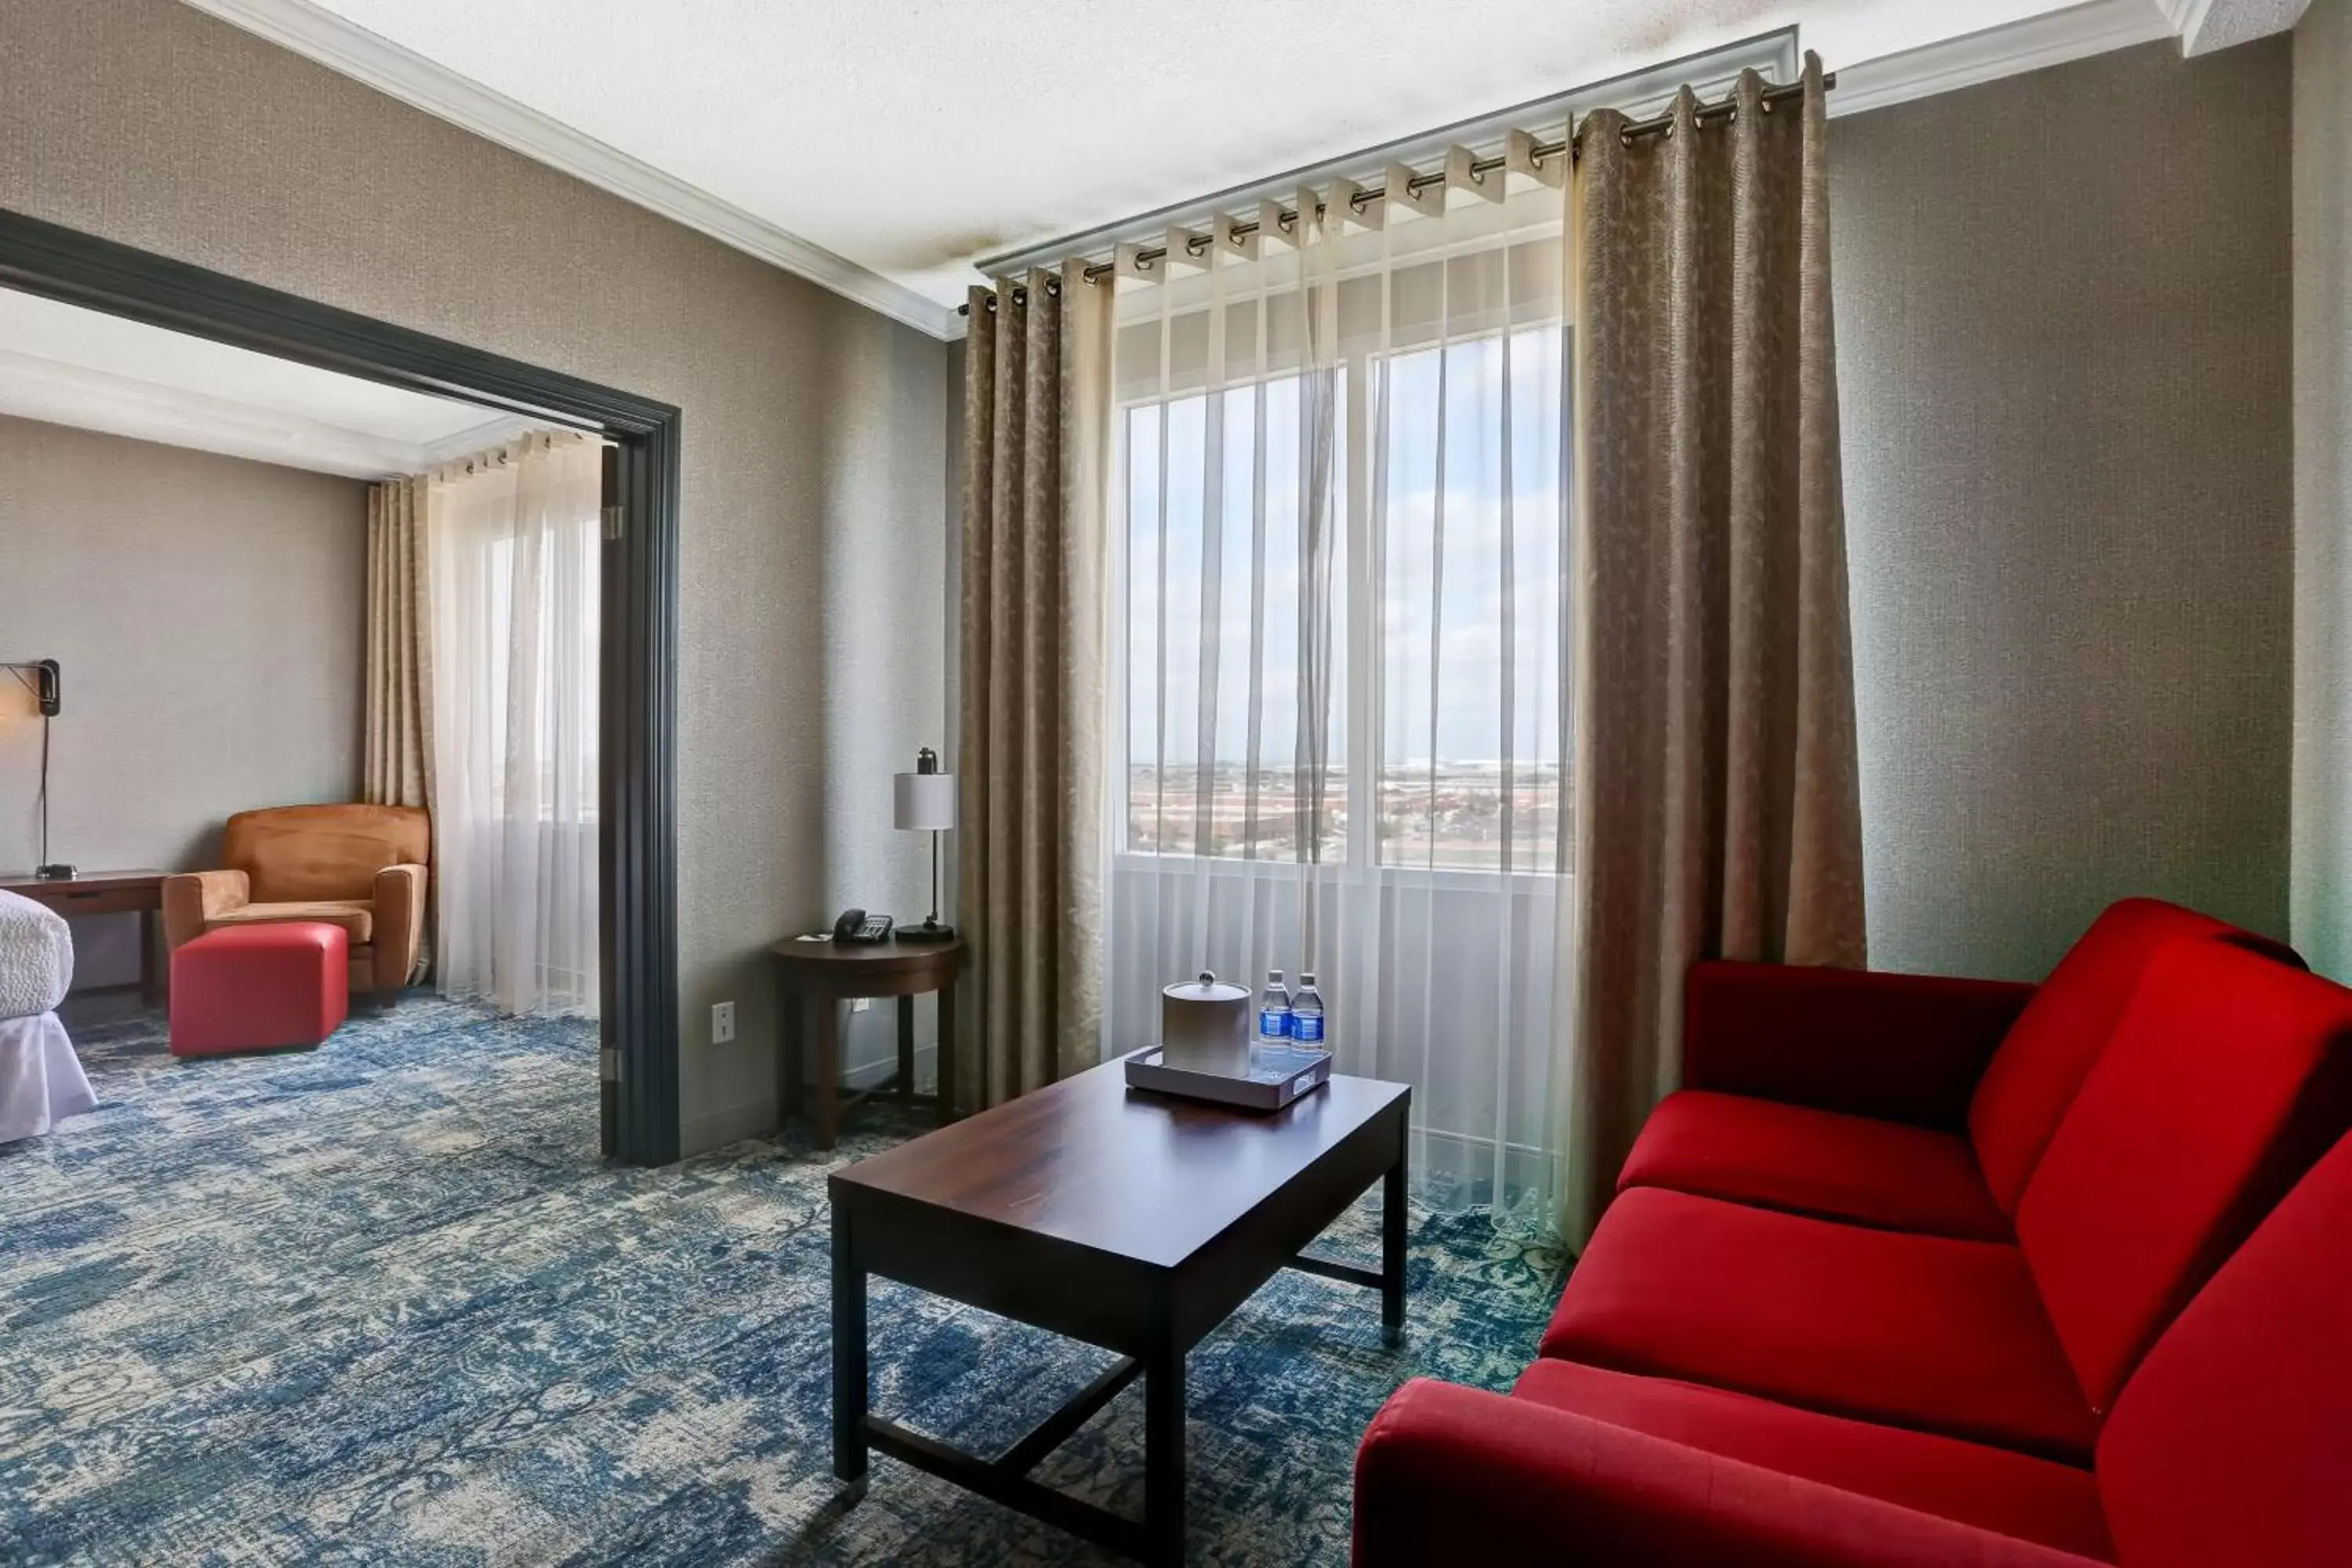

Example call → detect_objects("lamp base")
35 863 76 882
896 918 958 943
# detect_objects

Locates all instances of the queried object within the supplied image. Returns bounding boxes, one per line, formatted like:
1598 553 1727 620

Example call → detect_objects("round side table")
767 933 964 1149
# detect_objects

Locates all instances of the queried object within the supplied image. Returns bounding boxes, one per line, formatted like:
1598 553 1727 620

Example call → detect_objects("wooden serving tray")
1122 1043 1333 1112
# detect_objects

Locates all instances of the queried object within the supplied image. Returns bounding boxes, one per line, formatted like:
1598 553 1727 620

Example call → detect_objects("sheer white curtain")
1105 173 1573 1233
426 430 602 1018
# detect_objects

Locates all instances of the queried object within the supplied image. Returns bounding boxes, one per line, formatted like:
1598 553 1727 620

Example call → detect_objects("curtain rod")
962 71 1832 317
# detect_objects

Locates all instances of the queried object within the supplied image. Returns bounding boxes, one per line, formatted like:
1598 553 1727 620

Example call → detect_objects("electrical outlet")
851 997 872 1014
711 1000 736 1044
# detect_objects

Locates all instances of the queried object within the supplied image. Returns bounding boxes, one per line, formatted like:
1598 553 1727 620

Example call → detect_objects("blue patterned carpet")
0 997 1566 1566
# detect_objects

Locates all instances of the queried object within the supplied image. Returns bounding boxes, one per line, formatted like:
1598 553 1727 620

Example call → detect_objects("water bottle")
1291 972 1327 1047
1258 970 1294 1046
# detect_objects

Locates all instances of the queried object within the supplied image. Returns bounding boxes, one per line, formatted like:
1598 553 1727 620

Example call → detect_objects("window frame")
1108 319 1573 886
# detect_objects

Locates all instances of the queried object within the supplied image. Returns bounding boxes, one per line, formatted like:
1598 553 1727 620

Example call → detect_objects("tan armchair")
164 804 430 994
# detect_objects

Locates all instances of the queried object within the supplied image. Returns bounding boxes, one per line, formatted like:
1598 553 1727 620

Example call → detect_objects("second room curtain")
427 430 603 1018
363 475 432 810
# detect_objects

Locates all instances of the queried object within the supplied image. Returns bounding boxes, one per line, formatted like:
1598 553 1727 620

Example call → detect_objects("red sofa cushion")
1354 1377 2108 1568
2016 940 2352 1413
1541 1187 2096 1461
1511 1360 2112 1559
1619 1089 2011 1240
1682 962 2036 1129
2096 1131 2352 1568
1969 898 2293 1215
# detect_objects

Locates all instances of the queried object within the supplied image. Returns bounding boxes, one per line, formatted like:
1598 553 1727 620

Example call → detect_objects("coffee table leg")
1144 1338 1185 1567
1382 1142 1408 1347
833 1204 869 1490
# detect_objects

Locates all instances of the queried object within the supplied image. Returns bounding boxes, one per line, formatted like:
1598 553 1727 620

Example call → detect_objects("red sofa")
1354 899 2352 1566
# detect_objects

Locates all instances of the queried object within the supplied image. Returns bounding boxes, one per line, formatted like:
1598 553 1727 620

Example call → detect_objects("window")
1123 372 1347 862
1117 325 1569 876
477 523 602 824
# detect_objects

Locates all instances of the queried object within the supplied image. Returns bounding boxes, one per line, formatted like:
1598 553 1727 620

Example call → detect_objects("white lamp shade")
893 770 956 831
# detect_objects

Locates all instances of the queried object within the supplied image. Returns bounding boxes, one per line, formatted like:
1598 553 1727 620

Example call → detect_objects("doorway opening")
0 209 680 1163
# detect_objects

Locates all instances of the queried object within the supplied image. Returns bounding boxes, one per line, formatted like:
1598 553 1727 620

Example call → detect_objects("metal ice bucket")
1160 970 1251 1078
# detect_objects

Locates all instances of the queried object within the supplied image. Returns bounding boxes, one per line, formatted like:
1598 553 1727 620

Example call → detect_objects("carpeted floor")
0 996 1566 1566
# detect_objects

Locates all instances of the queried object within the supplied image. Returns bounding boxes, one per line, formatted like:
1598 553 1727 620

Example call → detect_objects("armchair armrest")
162 869 248 951
1352 1378 2100 1568
371 862 429 991
1683 961 2035 1129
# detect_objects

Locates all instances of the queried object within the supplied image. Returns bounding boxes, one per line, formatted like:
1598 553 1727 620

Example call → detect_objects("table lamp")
894 747 956 942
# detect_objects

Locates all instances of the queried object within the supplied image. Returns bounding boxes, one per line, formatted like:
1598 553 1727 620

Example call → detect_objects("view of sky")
1123 325 1568 775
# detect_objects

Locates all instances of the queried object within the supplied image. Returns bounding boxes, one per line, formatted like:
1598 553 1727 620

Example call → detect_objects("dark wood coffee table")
829 1054 1410 1566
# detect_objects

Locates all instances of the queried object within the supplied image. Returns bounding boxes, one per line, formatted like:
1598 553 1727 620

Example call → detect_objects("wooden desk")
0 869 167 1004
829 1059 1410 1565
768 934 964 1149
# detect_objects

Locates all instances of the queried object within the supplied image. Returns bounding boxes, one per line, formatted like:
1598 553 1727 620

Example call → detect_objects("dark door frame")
0 209 682 1166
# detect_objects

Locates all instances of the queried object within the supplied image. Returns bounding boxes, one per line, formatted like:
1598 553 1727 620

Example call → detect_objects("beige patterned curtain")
1562 53 1866 1246
959 261 1114 1109
363 476 433 809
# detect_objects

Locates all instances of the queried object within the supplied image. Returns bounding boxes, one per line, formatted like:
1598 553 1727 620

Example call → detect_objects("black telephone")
832 908 895 945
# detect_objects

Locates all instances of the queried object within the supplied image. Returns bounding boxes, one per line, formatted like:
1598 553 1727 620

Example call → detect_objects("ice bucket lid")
1163 970 1247 1005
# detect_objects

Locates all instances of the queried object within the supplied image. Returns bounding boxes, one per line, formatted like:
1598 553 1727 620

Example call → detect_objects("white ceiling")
255 0 2088 302
180 0 2290 336
0 288 538 479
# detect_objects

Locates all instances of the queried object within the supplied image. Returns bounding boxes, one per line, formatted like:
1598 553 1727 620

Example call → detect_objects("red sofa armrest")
1683 962 2035 1130
1352 1378 2100 1568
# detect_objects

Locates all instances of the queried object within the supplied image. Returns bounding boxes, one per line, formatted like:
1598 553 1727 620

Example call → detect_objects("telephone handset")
833 908 895 945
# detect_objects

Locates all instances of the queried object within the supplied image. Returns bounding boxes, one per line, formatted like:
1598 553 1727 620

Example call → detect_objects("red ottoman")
170 921 350 1056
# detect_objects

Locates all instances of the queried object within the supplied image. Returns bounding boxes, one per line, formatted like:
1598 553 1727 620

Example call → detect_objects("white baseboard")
679 1041 942 1158
840 1040 939 1094
680 1102 774 1159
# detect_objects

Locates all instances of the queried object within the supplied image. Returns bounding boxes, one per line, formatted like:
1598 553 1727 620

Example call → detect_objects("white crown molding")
1829 0 2176 118
0 348 536 478
176 0 961 341
2161 0 2217 36
2166 0 2310 54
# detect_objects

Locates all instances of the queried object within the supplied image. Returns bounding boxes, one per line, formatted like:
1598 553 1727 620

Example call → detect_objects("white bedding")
0 1011 95 1142
0 888 73 1019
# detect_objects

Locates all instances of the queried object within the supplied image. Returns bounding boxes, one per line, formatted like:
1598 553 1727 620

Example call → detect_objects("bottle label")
1259 1008 1290 1037
1292 1013 1324 1044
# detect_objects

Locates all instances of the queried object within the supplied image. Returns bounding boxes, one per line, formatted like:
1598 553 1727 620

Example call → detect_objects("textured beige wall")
2293 0 2352 978
1832 39 2293 980
0 0 949 1149
0 416 367 985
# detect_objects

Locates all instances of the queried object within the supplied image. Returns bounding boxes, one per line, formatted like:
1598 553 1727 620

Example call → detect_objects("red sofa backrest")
1969 898 2299 1214
2015 939 2352 1413
2096 1127 2352 1567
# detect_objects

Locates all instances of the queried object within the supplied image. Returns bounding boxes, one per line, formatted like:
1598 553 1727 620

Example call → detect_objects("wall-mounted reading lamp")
4 659 69 880
5 659 61 717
